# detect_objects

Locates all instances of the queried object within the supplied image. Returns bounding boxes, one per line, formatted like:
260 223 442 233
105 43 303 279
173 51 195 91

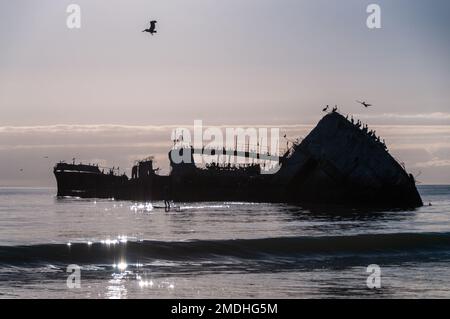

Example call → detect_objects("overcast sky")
1 0 450 186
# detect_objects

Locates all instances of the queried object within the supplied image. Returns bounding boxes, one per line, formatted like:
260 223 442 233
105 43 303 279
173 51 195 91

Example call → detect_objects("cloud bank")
1 121 450 186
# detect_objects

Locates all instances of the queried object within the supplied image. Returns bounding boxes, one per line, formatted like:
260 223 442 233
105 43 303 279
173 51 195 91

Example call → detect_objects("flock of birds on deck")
322 101 387 150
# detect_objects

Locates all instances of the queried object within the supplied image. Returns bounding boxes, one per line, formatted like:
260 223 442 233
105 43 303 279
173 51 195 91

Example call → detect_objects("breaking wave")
1 232 450 266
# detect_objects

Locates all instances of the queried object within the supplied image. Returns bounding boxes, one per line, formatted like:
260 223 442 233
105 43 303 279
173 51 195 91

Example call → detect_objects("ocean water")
0 185 450 299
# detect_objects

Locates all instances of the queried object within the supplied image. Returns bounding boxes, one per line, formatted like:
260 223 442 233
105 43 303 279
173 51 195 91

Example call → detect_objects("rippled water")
0 186 449 298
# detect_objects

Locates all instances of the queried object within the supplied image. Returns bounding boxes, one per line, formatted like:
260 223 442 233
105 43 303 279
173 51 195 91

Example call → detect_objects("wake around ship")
54 112 423 208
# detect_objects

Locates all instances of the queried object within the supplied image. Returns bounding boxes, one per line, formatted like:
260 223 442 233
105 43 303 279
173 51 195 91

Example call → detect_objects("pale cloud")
375 125 450 135
0 124 180 134
415 158 450 168
356 112 450 121
0 142 168 151
0 123 314 134
390 143 450 152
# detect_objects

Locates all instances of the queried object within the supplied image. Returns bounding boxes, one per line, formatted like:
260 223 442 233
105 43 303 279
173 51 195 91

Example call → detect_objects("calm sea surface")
0 185 449 298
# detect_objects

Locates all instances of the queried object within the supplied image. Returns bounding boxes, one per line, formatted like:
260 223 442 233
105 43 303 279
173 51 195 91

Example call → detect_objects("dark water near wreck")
0 186 450 298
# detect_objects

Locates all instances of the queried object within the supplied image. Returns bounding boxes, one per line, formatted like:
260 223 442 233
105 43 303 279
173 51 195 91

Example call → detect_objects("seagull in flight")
356 100 372 108
143 20 157 35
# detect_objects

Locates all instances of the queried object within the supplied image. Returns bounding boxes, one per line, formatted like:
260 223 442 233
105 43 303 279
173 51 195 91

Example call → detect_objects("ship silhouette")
54 112 423 208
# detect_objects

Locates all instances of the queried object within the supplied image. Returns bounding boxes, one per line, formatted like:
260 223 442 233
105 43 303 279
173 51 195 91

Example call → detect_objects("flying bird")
142 20 157 35
356 100 372 108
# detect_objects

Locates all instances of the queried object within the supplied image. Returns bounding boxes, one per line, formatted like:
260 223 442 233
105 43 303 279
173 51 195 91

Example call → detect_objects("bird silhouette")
357 100 372 108
322 105 329 112
143 20 157 35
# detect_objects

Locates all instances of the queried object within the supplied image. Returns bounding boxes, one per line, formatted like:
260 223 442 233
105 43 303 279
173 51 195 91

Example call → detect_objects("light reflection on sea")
0 186 449 298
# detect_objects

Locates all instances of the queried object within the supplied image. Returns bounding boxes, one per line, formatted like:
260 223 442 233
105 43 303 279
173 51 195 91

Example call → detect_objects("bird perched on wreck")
357 100 372 108
322 105 329 112
143 20 157 35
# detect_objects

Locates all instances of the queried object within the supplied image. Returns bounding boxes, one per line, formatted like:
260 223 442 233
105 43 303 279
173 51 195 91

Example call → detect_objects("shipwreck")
54 112 423 208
